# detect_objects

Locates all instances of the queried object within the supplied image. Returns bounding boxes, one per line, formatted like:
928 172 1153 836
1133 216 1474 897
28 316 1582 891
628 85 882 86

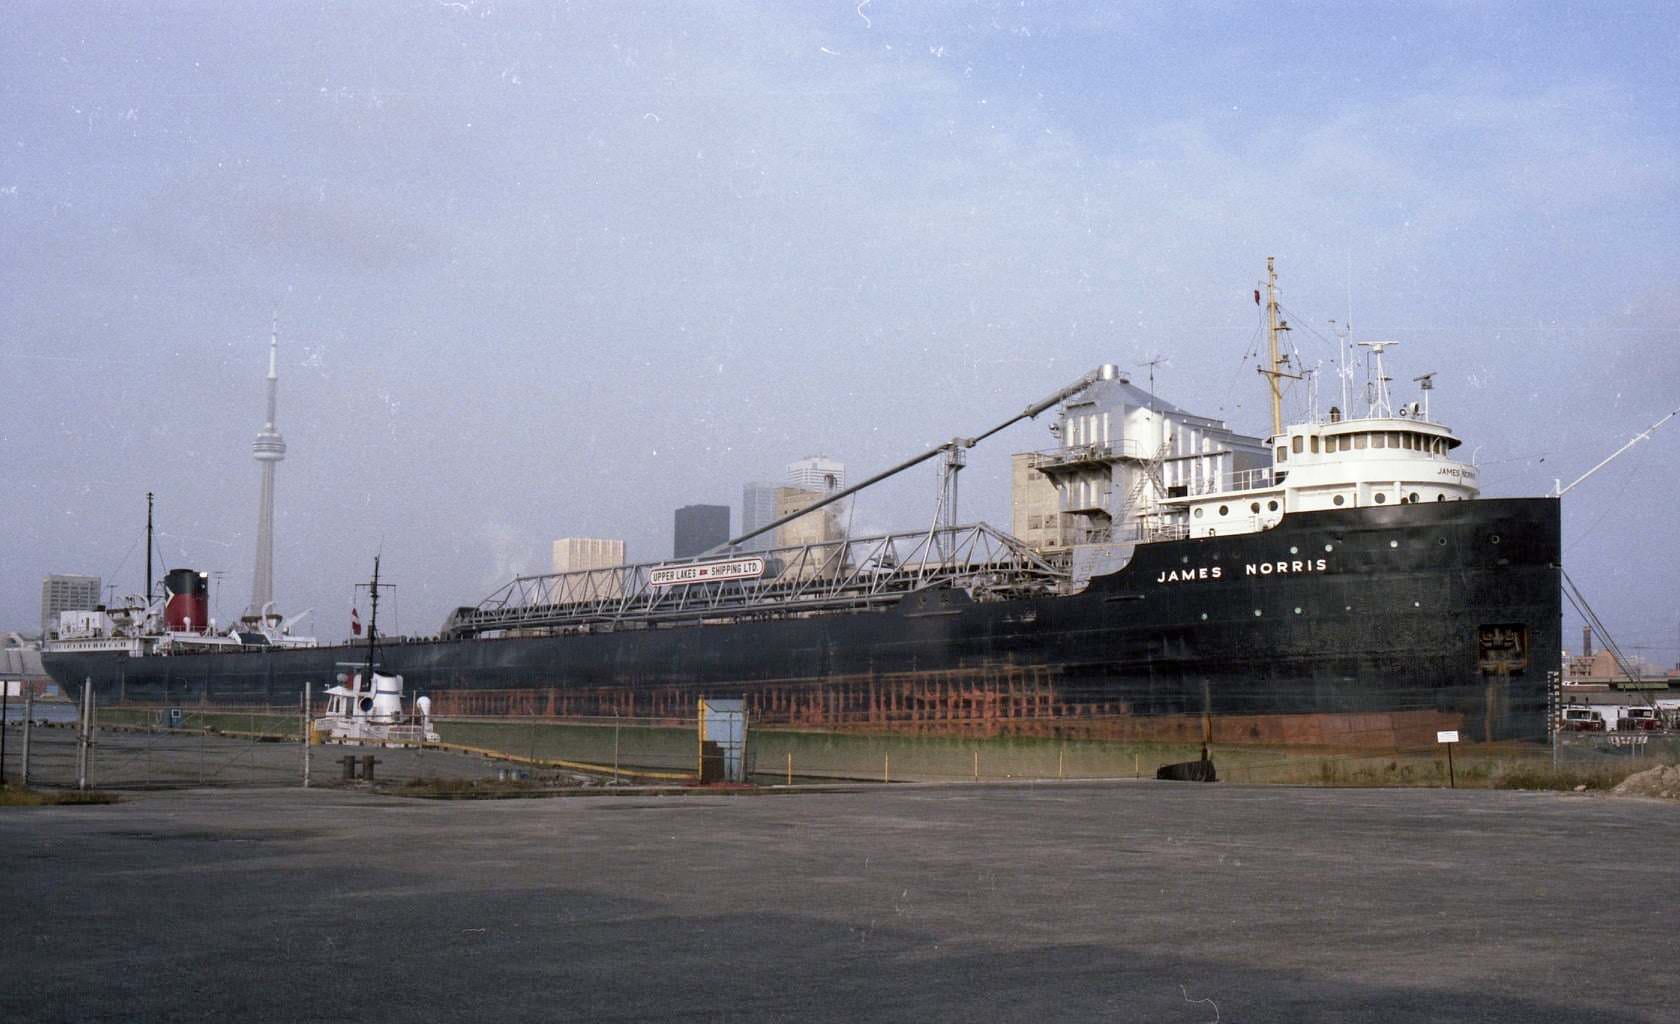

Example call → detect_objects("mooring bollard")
360 754 378 781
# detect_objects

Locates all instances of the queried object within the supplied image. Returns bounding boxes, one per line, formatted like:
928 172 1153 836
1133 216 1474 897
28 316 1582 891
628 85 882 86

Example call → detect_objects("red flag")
351 607 362 636
1253 288 1261 305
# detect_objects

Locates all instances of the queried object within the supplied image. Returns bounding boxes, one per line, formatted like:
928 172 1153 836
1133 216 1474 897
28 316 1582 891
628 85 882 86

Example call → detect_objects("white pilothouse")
1025 258 1483 550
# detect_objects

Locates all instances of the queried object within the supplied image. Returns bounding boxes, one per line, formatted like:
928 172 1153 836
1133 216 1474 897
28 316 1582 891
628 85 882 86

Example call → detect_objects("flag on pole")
351 607 362 636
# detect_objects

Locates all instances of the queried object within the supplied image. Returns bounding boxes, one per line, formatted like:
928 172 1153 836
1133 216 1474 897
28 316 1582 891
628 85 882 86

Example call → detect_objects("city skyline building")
551 536 626 601
40 574 100 638
673 504 730 559
787 455 845 494
247 317 287 619
740 481 780 553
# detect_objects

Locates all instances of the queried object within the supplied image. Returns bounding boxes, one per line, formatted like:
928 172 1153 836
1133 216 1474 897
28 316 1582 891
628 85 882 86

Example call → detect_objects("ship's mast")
145 491 154 608
1258 257 1299 438
364 555 380 683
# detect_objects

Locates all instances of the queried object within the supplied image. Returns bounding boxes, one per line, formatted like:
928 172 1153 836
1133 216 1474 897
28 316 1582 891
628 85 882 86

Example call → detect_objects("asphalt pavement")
2 781 1676 1022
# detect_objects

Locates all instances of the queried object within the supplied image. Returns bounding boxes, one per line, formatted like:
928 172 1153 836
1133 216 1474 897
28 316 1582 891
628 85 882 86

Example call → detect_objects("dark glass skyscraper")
673 504 731 559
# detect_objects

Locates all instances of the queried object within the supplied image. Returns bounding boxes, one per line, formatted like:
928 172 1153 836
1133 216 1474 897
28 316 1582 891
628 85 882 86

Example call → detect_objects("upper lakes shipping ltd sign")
649 557 766 588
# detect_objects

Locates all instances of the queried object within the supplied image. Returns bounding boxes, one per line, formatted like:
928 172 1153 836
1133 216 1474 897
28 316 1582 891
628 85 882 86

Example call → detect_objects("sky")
3 1 1678 666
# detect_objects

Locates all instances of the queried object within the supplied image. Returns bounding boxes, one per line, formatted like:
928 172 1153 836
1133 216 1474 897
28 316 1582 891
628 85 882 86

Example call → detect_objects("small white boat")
315 668 439 746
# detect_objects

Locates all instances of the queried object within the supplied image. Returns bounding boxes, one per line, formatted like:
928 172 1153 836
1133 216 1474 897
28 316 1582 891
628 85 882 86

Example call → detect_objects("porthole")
1389 540 1399 549
1323 544 1334 553
1253 609 1263 617
1374 492 1387 504
1293 606 1302 615
1194 508 1204 518
1182 555 1190 564
1409 492 1420 504
1436 494 1446 502
1489 534 1501 544
1218 505 1229 516
1437 536 1447 546
1413 601 1421 608
1289 546 1299 555
1267 500 1279 511
1333 495 1345 507
1250 502 1260 514
1200 612 1208 621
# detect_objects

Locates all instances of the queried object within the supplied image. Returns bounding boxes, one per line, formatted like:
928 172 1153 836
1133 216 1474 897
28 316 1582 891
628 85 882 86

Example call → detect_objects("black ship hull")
43 498 1561 749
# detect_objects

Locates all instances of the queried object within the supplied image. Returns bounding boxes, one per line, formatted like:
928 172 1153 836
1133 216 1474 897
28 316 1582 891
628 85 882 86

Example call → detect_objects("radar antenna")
1356 340 1400 417
1412 372 1436 421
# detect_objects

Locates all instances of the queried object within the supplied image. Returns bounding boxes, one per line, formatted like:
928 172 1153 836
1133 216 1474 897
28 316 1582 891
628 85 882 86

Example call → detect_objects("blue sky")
3 1 1677 664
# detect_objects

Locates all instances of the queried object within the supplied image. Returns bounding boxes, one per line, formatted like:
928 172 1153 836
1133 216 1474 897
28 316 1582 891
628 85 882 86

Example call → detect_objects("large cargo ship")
42 264 1562 749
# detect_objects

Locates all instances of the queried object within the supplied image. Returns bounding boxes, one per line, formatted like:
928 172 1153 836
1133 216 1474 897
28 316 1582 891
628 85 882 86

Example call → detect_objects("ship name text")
1156 558 1329 584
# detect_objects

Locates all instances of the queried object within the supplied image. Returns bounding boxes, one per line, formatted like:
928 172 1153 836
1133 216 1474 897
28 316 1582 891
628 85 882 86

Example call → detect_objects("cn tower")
248 316 287 618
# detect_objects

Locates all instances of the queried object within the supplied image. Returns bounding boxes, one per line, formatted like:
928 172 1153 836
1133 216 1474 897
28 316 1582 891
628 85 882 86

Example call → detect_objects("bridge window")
1276 445 1287 462
1310 435 1320 454
1373 433 1386 449
1292 436 1304 454
1354 434 1368 450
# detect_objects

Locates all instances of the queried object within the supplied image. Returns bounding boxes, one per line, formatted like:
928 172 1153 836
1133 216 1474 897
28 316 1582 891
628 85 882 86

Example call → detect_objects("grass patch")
1487 761 1639 792
0 786 120 807
392 776 554 800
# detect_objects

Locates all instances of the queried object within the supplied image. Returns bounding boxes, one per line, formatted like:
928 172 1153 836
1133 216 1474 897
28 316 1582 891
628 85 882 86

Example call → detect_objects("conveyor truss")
444 523 1069 639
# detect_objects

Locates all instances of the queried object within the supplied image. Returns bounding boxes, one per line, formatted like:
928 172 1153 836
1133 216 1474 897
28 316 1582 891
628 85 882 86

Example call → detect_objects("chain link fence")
7 696 1678 793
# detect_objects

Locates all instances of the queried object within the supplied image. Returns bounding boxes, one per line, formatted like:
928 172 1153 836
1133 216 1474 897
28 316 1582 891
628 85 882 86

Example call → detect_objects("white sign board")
1436 730 1460 744
1 680 23 698
649 557 766 588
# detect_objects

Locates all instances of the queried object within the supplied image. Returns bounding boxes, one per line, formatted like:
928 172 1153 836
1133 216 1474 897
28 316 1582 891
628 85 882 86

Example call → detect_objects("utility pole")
1 679 10 786
77 681 94 791
302 682 312 789
21 686 33 788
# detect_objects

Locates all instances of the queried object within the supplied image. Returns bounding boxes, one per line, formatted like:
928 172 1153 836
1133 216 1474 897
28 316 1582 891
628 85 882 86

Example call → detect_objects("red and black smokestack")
164 569 210 632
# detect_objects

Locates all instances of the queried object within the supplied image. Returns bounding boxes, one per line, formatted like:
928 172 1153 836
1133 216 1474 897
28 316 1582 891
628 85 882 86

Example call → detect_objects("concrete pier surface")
2 782 1676 1023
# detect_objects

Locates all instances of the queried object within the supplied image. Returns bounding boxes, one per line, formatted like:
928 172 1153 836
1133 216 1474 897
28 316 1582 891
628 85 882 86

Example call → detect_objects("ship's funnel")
164 569 210 633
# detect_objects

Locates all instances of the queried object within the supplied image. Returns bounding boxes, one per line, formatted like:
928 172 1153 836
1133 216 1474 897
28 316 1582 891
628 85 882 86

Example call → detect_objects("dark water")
2 701 78 725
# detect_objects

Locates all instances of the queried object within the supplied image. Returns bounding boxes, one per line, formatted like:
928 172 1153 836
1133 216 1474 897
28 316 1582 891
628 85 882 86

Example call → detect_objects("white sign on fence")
1 680 22 698
649 557 766 588
1436 730 1460 744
